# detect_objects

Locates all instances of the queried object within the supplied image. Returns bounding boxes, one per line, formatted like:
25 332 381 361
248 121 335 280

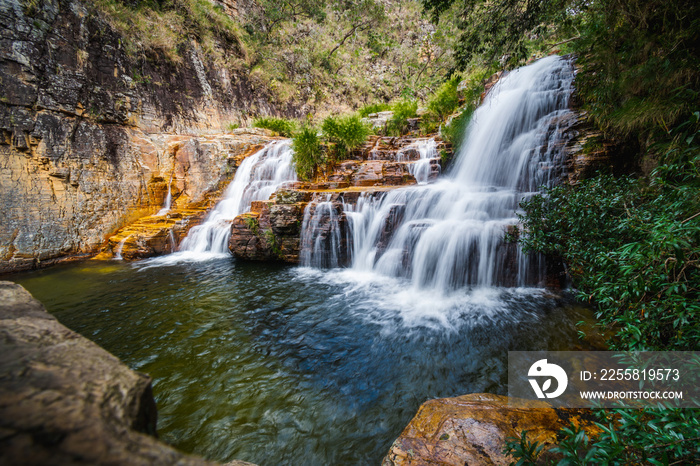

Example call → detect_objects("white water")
155 140 296 262
156 173 174 216
299 194 345 268
397 138 440 184
302 55 574 293
114 236 130 261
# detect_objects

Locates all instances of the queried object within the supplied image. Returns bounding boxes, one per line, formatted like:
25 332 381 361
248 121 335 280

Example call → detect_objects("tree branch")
547 36 581 49
327 19 373 58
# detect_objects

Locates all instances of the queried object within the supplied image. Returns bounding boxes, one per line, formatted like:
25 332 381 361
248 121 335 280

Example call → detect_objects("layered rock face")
0 0 277 272
99 133 275 260
0 281 255 465
382 393 601 466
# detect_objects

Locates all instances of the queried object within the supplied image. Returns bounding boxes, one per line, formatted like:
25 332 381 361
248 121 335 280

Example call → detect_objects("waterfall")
299 195 346 268
163 140 296 261
302 55 574 291
114 236 130 260
157 172 174 216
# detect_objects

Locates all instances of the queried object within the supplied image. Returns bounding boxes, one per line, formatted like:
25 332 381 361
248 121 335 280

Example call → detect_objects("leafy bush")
253 117 297 137
440 109 471 150
519 167 700 351
358 102 391 117
426 75 461 121
506 409 700 465
511 111 700 466
503 431 545 465
321 114 371 160
291 125 324 180
386 99 418 136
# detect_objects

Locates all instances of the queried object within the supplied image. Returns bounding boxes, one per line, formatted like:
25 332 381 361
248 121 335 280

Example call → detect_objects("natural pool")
14 257 595 465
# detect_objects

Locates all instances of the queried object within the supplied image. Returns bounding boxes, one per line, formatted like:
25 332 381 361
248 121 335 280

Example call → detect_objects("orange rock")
382 393 600 466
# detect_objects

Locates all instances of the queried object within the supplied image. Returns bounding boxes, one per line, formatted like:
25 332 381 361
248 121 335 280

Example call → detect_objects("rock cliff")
0 281 254 466
0 0 278 273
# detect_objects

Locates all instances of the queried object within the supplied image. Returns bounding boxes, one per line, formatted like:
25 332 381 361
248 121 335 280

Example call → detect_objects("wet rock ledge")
0 281 253 466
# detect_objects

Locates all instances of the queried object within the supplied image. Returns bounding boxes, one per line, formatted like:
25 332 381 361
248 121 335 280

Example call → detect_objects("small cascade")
114 236 130 260
397 138 440 184
156 172 174 216
172 140 296 259
300 194 347 268
302 55 575 291
168 230 177 253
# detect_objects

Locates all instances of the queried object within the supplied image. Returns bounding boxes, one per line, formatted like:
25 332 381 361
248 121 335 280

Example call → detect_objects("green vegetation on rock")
321 114 371 161
291 125 324 181
90 0 243 63
253 117 297 137
386 99 418 136
358 103 391 118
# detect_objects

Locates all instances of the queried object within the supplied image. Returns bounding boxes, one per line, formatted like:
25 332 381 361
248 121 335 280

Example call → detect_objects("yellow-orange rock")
0 0 281 273
95 137 273 261
382 393 600 466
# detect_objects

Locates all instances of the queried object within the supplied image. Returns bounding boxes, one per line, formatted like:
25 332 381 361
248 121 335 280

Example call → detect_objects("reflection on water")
14 259 594 465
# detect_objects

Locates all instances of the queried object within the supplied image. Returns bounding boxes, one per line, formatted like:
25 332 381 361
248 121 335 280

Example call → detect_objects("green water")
13 258 595 465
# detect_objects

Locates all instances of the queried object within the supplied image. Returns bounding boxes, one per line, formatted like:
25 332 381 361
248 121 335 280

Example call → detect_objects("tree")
422 0 572 67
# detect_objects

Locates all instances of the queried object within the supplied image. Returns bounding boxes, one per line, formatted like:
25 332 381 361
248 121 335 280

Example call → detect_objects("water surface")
14 258 593 465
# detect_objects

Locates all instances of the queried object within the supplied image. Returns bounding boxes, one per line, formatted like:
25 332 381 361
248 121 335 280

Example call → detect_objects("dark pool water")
13 258 594 465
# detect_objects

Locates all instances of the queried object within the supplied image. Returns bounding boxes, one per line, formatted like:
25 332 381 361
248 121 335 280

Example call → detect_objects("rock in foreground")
0 281 253 466
383 393 600 466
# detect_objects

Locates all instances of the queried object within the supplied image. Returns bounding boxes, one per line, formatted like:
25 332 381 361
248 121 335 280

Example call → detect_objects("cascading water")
114 236 130 260
397 138 440 184
163 140 296 261
299 194 346 268
157 172 174 216
302 55 574 291
21 58 594 466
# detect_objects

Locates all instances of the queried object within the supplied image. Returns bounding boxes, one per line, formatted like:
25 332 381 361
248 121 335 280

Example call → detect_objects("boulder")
0 281 255 466
382 393 600 466
229 212 275 261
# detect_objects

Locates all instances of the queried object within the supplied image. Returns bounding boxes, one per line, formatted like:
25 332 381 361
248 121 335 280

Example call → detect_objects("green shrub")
520 165 700 351
253 117 297 137
227 122 240 131
503 431 545 465
386 99 418 136
321 114 371 160
440 108 472 148
432 66 493 143
426 75 461 121
508 111 700 466
358 102 390 118
291 125 324 181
